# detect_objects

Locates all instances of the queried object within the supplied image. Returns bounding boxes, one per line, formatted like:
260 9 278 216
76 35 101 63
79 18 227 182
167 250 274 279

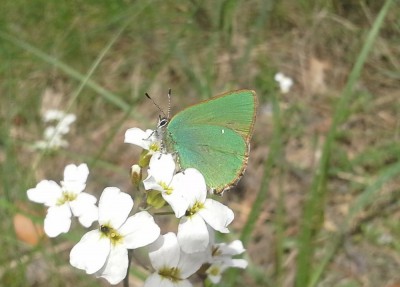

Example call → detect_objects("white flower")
274 72 293 94
144 232 205 287
34 126 69 150
176 173 234 253
143 152 202 218
43 109 67 122
206 239 248 284
70 187 160 285
124 127 161 152
34 109 76 150
55 114 76 134
43 109 76 126
27 163 97 237
43 109 76 133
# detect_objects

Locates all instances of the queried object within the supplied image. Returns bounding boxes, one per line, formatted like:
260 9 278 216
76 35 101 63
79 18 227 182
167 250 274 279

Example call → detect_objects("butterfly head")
154 115 167 138
155 116 170 153
146 89 172 147
157 116 169 129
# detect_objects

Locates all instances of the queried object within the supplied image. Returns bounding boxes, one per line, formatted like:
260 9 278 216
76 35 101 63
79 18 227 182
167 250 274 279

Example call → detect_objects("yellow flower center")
160 181 173 195
100 224 123 245
186 201 204 217
56 191 77 205
158 266 181 282
207 265 221 276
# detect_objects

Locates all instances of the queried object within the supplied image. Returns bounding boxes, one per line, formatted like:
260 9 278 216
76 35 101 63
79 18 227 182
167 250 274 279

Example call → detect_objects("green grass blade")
242 91 283 244
32 20 134 170
274 171 286 286
225 90 283 286
348 161 400 221
309 160 400 287
0 31 130 111
295 1 395 286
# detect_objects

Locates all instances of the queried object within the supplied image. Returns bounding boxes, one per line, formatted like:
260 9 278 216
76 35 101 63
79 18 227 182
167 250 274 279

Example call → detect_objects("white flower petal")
148 233 180 270
169 168 206 215
222 258 248 269
144 273 175 287
62 164 89 194
274 72 293 94
119 211 160 249
178 249 206 278
207 226 216 245
143 175 164 192
147 152 175 184
218 240 245 256
59 113 76 127
95 244 128 285
124 128 154 150
173 168 207 205
274 72 284 81
43 126 57 138
44 205 72 237
70 193 98 227
69 192 96 211
175 279 193 287
207 263 225 284
62 181 86 195
36 128 69 149
27 180 62 206
43 109 66 122
54 122 70 135
199 199 234 233
208 273 222 284
98 187 133 229
77 204 98 228
69 192 97 213
178 215 209 253
162 191 188 218
63 163 89 184
144 273 192 287
70 230 110 274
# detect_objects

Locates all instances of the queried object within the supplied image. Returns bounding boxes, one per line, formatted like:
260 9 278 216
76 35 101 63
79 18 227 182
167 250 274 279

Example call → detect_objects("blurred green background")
1 0 399 286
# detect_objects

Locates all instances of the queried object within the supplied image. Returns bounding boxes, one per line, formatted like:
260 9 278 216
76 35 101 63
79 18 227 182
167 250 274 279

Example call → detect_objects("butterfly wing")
166 90 257 193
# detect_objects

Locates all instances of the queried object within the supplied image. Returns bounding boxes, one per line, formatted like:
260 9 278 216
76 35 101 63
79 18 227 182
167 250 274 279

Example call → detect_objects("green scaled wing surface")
165 89 257 193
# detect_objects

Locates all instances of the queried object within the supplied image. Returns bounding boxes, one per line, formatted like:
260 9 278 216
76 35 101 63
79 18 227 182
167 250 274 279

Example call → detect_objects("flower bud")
146 190 166 209
138 150 153 168
130 164 142 187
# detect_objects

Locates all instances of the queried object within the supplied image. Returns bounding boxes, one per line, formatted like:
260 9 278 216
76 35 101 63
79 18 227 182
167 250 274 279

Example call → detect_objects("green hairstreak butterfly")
157 89 257 194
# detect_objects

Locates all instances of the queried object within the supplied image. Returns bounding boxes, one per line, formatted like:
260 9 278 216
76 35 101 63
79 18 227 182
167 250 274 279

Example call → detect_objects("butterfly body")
160 89 257 194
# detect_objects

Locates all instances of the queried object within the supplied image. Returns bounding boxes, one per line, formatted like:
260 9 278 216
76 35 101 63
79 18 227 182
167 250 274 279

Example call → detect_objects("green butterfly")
158 89 257 194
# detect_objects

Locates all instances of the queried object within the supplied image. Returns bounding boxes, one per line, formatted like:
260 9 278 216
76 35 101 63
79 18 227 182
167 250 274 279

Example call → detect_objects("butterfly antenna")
167 88 172 119
145 92 167 119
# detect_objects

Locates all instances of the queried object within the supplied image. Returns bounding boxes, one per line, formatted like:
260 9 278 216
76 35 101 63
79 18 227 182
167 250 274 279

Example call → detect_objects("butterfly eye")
158 118 169 128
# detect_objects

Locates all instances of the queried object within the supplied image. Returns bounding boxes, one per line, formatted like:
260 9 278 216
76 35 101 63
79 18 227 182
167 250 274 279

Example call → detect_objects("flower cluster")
274 72 293 94
33 109 76 150
27 125 248 286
